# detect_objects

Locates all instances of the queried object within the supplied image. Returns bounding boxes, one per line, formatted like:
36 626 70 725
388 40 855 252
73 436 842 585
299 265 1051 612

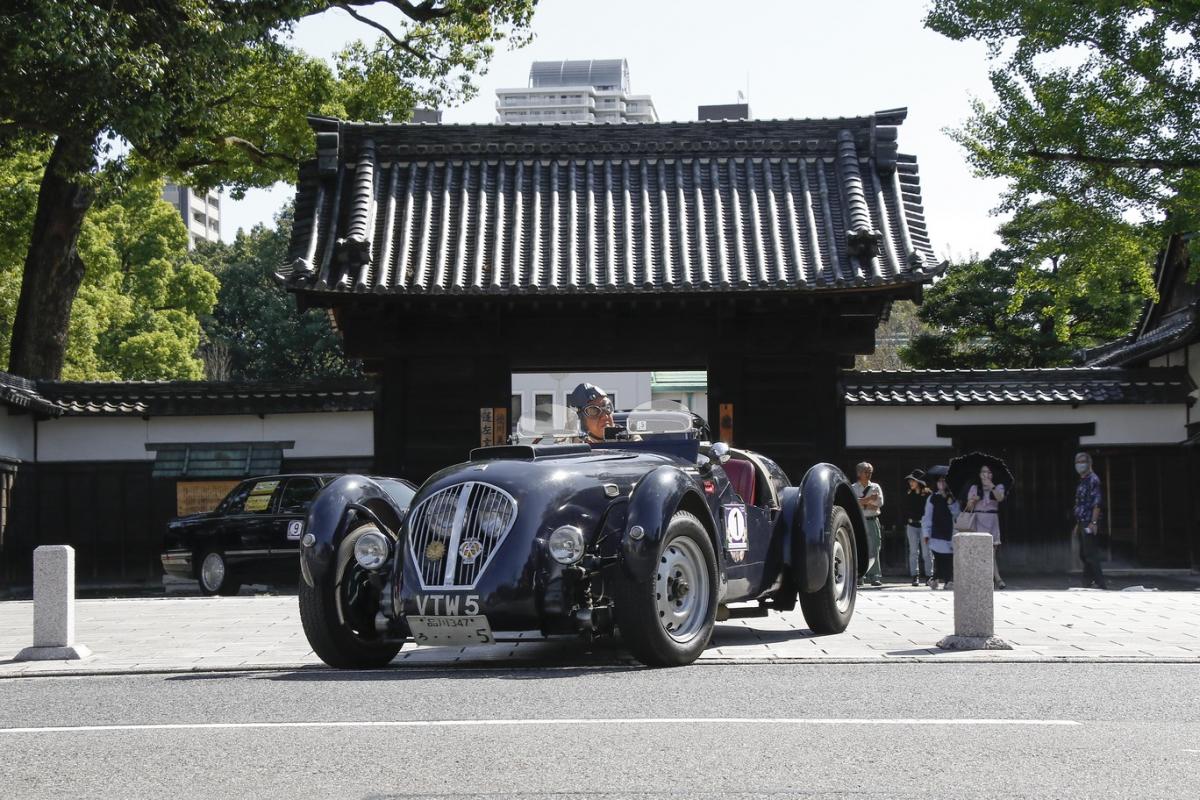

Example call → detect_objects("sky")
221 0 1009 261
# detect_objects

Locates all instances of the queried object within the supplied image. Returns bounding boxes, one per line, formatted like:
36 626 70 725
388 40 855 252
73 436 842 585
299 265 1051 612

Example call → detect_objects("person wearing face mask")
1073 451 1107 590
922 471 960 590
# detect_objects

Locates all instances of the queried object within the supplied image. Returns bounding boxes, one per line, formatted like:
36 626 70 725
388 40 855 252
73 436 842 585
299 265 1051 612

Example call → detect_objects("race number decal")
724 503 748 555
286 520 304 541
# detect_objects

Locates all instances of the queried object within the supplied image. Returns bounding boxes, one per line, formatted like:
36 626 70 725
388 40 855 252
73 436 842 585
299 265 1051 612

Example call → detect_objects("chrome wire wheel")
655 535 711 643
832 526 853 614
200 552 226 593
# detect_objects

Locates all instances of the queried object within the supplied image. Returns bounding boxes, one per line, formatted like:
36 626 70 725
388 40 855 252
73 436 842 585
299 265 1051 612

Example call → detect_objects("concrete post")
936 532 1012 651
15 545 92 661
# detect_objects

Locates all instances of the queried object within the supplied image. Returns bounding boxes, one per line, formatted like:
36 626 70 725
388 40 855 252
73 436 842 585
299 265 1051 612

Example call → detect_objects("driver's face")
583 396 613 439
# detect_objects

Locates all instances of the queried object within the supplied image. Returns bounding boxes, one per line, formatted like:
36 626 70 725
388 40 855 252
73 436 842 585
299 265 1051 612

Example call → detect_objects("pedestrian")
903 469 932 586
965 465 1007 589
1073 451 1107 590
922 471 960 590
850 461 884 587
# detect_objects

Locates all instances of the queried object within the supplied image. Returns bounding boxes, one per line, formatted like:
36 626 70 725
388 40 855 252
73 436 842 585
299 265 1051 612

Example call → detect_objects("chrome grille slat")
406 481 517 590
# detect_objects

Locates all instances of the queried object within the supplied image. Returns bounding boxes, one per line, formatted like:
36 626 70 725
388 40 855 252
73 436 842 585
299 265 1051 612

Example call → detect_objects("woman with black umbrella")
965 463 1008 589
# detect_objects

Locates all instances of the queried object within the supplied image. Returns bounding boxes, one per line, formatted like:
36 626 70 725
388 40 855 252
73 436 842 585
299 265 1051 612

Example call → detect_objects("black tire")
615 511 718 667
298 524 402 669
196 549 241 597
799 506 857 634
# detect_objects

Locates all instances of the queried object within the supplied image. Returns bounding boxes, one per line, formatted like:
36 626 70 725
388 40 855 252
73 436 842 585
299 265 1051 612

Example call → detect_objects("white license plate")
407 615 494 647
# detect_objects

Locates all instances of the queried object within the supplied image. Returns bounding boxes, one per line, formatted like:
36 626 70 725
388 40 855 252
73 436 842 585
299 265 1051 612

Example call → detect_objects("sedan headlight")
548 525 585 565
353 528 391 570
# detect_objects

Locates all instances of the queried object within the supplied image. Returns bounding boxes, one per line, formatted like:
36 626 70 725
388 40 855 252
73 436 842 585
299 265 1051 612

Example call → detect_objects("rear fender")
787 463 868 592
621 466 718 581
300 475 405 588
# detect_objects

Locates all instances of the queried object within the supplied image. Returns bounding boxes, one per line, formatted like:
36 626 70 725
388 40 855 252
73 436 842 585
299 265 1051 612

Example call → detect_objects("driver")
567 382 627 444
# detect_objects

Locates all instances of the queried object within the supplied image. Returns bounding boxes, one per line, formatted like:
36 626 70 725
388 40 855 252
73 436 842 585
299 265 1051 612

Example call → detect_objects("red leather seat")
723 459 757 505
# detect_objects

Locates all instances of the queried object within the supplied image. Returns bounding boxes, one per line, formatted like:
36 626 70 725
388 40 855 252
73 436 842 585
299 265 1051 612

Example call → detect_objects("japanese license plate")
407 615 494 647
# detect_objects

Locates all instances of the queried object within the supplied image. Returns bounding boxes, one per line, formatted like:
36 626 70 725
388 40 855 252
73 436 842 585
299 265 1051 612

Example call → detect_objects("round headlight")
548 525 585 565
425 494 457 539
478 507 511 538
353 528 391 570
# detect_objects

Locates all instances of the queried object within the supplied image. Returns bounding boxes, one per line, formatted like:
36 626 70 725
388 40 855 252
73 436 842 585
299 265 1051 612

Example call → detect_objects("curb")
4 654 1200 679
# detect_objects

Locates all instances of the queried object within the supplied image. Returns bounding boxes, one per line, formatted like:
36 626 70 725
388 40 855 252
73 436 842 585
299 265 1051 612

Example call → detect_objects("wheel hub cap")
201 553 224 591
654 538 710 643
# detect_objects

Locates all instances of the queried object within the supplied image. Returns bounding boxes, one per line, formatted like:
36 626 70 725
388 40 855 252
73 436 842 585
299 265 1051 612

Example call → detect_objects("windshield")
510 399 705 443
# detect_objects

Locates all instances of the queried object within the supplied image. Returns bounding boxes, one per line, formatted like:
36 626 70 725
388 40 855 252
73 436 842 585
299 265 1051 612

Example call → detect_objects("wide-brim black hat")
904 469 927 486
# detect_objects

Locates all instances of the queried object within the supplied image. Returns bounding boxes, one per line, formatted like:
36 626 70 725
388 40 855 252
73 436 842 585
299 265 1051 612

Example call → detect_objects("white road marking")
0 717 1080 734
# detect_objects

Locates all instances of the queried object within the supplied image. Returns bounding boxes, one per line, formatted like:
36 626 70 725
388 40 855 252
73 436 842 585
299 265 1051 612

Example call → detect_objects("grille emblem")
425 540 446 562
459 539 484 564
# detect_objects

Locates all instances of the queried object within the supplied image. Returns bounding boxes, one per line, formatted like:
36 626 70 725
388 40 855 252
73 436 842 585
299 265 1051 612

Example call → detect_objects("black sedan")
162 473 416 595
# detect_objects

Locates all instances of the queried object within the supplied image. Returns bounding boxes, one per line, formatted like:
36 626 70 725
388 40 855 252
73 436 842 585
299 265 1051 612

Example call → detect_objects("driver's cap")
568 383 607 414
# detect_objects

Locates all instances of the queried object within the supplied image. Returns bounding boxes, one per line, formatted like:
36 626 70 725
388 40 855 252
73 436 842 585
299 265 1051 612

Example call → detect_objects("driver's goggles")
581 401 614 418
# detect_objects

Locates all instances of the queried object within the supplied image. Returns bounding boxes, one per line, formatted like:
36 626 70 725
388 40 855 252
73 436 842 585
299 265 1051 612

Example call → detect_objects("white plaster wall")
0 410 35 461
845 404 1188 448
511 372 653 431
1148 344 1198 427
34 411 373 462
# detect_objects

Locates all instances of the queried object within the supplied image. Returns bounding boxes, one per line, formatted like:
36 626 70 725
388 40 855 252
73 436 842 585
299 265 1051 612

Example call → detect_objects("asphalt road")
1 663 1198 799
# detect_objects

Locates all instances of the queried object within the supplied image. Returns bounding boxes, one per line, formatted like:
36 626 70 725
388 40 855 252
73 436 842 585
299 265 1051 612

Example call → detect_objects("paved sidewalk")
2 588 1199 677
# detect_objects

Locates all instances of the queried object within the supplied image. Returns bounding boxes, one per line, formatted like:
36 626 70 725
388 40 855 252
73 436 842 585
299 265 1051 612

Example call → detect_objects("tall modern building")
495 59 657 124
162 183 220 249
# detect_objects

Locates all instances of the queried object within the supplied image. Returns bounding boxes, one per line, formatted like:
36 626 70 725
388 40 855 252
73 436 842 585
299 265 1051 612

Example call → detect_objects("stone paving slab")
1 589 1199 677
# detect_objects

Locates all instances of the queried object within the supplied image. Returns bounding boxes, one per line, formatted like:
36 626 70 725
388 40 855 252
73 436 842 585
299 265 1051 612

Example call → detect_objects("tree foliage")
196 207 359 382
0 0 536 378
902 203 1150 368
926 0 1200 220
925 0 1198 325
0 146 217 379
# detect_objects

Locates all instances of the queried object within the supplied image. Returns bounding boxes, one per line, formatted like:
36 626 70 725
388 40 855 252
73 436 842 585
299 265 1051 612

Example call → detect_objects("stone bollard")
936 532 1012 651
15 545 92 661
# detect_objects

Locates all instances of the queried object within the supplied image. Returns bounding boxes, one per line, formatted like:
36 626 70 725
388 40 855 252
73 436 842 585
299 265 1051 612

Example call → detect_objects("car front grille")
405 481 518 589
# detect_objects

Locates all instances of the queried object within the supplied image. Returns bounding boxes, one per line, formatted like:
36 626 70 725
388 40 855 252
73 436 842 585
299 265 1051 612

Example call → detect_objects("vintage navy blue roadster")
298 407 867 667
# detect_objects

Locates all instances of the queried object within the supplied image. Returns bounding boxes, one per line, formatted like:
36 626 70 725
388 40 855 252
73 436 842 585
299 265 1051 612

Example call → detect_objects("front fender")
300 475 405 588
789 463 868 593
621 465 717 582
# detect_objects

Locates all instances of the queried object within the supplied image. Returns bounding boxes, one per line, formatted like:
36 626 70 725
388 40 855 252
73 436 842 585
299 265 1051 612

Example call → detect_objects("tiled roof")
1085 305 1198 367
0 372 61 416
281 110 941 298
843 367 1193 406
38 380 375 417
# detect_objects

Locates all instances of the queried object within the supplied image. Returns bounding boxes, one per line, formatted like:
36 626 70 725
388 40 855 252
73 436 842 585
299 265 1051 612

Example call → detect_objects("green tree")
1 146 217 379
197 207 358 382
855 301 929 370
0 0 536 379
925 0 1200 309
902 203 1149 368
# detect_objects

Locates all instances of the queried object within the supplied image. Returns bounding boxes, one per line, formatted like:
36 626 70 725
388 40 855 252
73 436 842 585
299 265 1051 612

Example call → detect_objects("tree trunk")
8 132 98 380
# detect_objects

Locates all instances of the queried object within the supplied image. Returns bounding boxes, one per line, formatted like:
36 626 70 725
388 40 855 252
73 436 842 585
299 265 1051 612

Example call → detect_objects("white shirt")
850 480 883 519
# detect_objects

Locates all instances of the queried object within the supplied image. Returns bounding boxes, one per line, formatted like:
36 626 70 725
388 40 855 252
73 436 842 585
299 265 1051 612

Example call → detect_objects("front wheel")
299 524 402 669
798 506 857 634
197 549 241 596
616 511 717 667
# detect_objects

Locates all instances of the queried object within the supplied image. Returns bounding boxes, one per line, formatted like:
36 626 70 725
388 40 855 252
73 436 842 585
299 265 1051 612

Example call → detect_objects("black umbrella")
947 451 1014 499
